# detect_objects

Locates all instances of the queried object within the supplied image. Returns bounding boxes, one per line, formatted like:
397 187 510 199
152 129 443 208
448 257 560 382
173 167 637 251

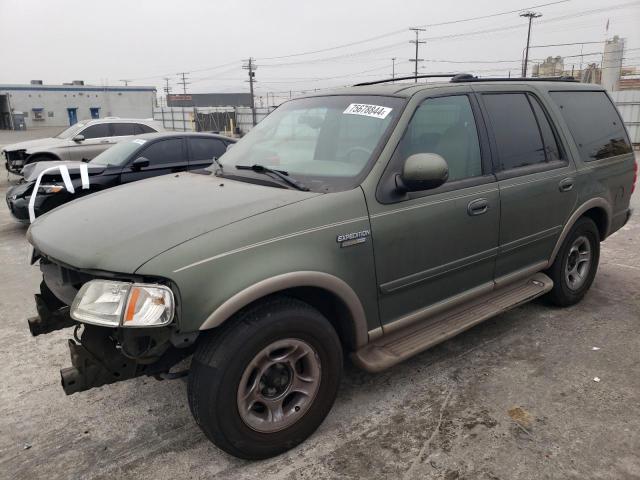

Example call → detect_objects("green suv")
27 76 636 459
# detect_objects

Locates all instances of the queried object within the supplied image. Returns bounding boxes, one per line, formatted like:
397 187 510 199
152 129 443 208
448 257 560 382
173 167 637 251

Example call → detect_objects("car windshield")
218 95 405 192
90 139 144 166
54 122 87 139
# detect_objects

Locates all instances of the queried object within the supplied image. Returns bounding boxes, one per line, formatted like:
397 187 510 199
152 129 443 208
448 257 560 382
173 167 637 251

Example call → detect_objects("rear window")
549 91 632 161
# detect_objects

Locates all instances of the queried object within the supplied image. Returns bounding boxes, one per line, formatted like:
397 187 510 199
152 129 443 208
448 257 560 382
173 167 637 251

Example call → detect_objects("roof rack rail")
450 75 577 83
353 74 462 87
354 74 578 87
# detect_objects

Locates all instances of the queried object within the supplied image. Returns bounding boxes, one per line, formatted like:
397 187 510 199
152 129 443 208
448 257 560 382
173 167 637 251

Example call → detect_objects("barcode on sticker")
343 104 392 119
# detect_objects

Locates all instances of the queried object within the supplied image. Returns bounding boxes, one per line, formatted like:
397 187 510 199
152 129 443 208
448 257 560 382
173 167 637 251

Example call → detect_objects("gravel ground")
0 145 638 480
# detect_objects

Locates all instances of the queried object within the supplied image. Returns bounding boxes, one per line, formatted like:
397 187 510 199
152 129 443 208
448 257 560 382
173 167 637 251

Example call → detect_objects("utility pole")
243 57 257 126
163 77 172 97
176 72 190 132
409 27 426 83
391 57 397 81
177 72 190 95
520 11 542 77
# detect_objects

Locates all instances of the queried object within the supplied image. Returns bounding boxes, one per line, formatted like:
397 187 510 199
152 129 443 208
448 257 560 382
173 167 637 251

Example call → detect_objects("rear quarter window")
549 91 632 161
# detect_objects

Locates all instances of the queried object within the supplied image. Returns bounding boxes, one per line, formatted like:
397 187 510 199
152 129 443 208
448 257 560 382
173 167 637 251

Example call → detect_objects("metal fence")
611 90 640 147
153 106 274 136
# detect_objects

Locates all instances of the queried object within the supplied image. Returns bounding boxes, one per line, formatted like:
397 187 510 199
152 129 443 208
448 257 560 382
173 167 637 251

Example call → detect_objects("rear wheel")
188 296 343 459
546 217 600 307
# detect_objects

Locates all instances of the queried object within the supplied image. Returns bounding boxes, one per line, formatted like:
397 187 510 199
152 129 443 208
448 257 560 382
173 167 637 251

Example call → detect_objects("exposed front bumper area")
29 278 197 395
4 149 27 174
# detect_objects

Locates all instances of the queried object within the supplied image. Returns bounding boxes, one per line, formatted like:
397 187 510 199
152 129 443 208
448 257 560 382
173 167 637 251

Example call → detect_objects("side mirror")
72 134 85 143
131 157 150 170
396 153 449 192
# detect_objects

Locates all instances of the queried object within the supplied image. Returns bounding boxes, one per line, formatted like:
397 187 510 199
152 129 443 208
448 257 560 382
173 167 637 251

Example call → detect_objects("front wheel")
546 217 600 307
188 297 343 459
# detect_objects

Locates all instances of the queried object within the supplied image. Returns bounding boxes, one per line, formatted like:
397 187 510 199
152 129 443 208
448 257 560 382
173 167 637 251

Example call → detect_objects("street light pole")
520 11 542 77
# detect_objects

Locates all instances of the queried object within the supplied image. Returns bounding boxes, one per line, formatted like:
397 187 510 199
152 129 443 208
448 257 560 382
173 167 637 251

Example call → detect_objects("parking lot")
0 132 638 478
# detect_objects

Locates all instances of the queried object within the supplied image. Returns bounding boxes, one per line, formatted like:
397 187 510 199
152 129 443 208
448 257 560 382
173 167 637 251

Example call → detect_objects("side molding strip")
199 271 369 348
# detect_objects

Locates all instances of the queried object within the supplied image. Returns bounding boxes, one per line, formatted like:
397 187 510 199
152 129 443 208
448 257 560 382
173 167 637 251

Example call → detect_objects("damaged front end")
4 149 28 174
30 254 198 395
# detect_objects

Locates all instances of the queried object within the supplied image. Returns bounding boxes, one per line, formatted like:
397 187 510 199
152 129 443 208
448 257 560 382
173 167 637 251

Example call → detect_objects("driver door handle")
467 198 489 216
559 178 574 192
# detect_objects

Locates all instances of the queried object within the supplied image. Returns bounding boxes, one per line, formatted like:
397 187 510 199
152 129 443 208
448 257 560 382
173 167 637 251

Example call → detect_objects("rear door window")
482 93 546 170
188 137 228 163
549 90 632 161
112 123 137 136
138 138 184 166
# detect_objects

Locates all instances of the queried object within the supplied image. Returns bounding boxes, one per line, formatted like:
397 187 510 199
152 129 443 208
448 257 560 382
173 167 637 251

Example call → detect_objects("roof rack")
450 75 578 83
353 74 461 86
354 73 578 86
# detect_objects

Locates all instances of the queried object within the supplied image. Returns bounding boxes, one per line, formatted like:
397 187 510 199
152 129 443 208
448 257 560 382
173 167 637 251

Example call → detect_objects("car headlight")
37 184 65 194
70 280 174 327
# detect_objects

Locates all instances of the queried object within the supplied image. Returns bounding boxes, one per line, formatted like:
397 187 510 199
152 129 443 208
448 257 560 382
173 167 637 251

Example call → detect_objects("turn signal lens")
122 285 174 327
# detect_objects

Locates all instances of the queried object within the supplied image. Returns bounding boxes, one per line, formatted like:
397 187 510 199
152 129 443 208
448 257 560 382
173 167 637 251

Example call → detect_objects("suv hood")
28 172 320 274
22 161 105 182
2 137 63 153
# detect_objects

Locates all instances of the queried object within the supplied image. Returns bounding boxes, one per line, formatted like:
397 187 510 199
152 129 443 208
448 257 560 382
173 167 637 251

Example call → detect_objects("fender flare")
199 271 369 348
547 197 612 268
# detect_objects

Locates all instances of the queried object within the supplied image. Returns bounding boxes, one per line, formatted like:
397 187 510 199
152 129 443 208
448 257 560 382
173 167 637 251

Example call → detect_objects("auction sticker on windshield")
343 103 392 119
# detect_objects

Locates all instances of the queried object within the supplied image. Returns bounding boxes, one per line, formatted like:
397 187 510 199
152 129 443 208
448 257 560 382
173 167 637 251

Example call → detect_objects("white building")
0 81 156 130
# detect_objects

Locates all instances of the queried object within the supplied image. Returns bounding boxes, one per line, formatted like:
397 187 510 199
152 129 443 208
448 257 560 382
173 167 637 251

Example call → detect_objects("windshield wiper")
235 164 309 191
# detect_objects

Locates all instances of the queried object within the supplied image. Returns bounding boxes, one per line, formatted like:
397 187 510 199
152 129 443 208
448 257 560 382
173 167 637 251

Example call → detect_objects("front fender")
135 188 380 342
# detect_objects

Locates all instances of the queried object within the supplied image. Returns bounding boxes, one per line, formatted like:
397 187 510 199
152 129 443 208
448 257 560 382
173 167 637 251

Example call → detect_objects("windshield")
90 139 145 166
218 95 404 192
54 122 87 139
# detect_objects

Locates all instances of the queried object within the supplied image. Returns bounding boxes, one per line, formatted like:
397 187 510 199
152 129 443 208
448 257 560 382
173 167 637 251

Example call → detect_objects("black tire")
546 217 600 307
188 296 343 459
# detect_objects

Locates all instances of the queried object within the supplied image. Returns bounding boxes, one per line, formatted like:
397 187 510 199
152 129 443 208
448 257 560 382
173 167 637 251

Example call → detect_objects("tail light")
633 160 638 194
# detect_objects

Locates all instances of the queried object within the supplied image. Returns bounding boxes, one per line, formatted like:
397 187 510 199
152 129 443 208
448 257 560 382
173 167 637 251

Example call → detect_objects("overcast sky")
1 0 638 103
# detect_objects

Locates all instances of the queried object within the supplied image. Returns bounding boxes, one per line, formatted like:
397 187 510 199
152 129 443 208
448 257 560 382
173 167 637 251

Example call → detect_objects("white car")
2 117 164 174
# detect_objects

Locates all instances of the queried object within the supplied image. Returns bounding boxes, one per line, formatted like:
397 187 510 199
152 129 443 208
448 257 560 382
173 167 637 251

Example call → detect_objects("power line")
258 0 569 61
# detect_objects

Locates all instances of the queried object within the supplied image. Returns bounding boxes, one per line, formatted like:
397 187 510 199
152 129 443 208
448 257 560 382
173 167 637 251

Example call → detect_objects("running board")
352 273 553 372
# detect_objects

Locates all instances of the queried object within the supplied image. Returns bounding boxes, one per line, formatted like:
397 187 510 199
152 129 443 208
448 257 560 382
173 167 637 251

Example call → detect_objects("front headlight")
37 184 65 194
70 280 174 327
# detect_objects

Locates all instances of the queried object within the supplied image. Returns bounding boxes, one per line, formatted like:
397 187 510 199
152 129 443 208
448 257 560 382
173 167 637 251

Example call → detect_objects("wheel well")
581 207 608 240
26 152 59 163
282 287 358 352
236 287 358 353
